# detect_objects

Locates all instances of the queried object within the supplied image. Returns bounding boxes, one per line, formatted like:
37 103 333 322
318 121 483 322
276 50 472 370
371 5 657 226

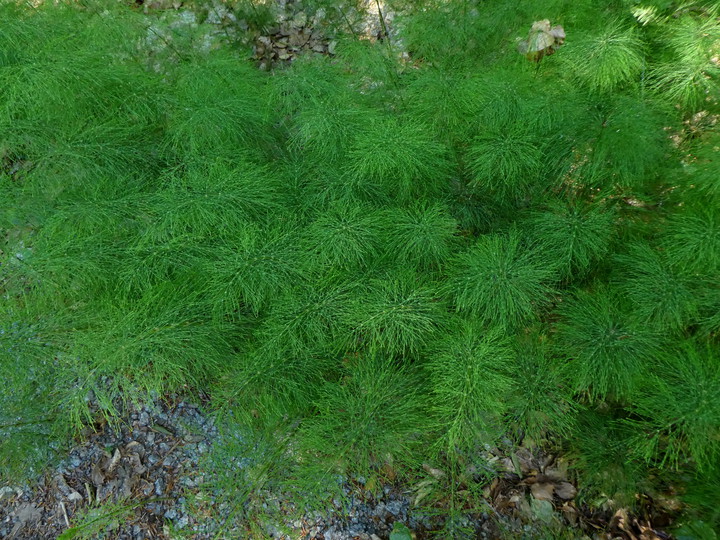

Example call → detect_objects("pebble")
386 500 403 516
0 487 16 502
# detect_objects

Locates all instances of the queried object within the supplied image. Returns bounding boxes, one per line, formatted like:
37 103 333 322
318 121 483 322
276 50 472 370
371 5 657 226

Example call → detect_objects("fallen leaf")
560 503 579 526
422 463 445 479
125 441 145 457
611 508 639 540
413 480 435 507
91 462 105 488
514 448 538 474
107 448 121 475
531 482 555 501
555 481 577 500
518 19 566 63
9 503 42 538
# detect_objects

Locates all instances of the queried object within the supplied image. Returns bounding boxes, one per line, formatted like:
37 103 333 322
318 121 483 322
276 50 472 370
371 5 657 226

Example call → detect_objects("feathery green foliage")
563 22 645 93
300 354 427 475
614 243 700 331
348 270 446 358
581 95 671 186
2 0 720 535
467 126 543 197
523 199 615 279
447 229 556 330
505 335 576 441
345 115 449 202
301 201 385 271
555 286 664 400
384 202 458 270
662 205 720 274
625 341 720 473
428 322 514 454
651 14 720 110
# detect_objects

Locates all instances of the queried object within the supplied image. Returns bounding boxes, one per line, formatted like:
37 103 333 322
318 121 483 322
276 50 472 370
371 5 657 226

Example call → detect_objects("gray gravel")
0 392 485 539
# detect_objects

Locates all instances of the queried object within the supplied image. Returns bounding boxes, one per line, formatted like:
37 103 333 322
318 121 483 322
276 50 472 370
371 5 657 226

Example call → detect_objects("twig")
338 6 359 40
145 440 183 474
375 0 389 43
60 501 70 528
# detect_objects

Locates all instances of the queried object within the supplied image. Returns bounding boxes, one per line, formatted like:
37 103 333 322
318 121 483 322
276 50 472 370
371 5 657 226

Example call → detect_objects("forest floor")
0 390 676 540
0 1 689 538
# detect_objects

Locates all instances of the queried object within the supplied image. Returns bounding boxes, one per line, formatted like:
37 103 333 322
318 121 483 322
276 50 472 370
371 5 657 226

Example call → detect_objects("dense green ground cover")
1 0 719 536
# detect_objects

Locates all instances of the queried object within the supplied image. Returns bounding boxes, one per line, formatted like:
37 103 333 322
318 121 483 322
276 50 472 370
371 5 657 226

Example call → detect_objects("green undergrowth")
1 0 720 536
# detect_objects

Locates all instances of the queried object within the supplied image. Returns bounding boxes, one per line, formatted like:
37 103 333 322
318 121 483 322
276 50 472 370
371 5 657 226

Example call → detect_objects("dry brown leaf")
107 448 122 475
422 463 446 479
125 440 145 458
514 448 538 474
518 19 566 63
91 462 105 488
555 481 577 500
413 480 435 507
127 453 147 476
543 457 569 481
560 503 579 526
611 508 639 540
530 482 555 501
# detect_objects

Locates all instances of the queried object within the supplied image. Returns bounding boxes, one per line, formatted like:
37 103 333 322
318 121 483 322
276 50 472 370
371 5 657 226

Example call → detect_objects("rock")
0 486 17 502
386 500 403 516
292 12 307 27
53 474 74 498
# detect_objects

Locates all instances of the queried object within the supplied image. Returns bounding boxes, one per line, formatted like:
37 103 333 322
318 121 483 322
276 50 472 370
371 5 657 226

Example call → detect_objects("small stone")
0 486 16 502
155 478 164 496
292 12 307 27
164 508 177 520
176 515 189 529
386 500 403 516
